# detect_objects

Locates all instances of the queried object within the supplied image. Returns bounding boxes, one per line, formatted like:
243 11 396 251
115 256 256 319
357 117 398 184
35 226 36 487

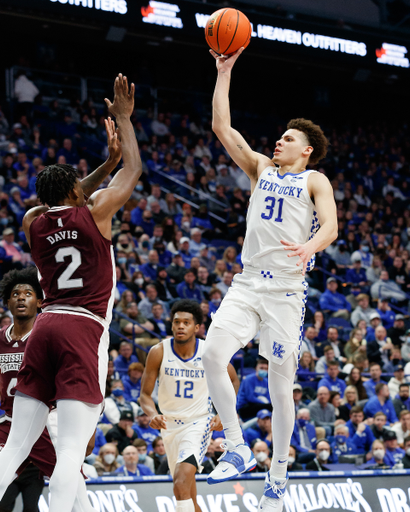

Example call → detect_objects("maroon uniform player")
0 74 141 512
0 268 96 512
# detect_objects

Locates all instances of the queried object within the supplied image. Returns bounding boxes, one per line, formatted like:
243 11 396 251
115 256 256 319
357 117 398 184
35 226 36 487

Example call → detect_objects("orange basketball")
205 8 252 56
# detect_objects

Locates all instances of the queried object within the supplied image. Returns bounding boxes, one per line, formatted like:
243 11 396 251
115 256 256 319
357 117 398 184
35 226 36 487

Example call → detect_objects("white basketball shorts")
161 414 213 476
211 266 308 366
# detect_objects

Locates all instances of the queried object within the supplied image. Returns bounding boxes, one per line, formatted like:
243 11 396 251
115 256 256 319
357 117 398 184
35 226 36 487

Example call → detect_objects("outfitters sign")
14 471 410 512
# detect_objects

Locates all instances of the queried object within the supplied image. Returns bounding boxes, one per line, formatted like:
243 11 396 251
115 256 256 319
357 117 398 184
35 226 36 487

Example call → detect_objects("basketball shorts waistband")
242 265 304 280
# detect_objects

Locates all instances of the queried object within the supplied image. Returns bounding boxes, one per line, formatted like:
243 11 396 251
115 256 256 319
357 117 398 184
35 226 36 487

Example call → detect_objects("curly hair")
0 267 43 303
170 299 203 326
287 118 329 165
36 164 78 207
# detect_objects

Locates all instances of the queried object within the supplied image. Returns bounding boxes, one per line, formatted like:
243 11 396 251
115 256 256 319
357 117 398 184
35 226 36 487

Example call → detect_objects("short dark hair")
369 362 381 369
170 299 203 326
399 383 410 390
404 435 410 446
152 436 163 449
375 382 386 394
350 406 363 415
0 268 43 303
36 164 78 206
327 360 339 368
287 118 329 165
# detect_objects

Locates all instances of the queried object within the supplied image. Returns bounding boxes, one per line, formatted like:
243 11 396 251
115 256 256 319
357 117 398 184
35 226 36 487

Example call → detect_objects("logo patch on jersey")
12 342 19 348
272 342 285 359
192 357 202 367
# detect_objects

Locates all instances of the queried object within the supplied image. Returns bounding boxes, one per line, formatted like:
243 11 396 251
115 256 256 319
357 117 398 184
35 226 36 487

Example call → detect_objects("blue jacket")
317 375 347 395
114 354 139 379
363 378 382 398
114 464 153 476
377 308 396 330
345 268 367 285
244 425 272 449
132 425 160 453
140 262 159 281
176 282 203 302
236 374 270 410
122 375 142 402
384 447 405 468
92 427 107 455
345 420 375 454
363 396 398 424
319 290 351 313
330 438 360 461
290 422 317 453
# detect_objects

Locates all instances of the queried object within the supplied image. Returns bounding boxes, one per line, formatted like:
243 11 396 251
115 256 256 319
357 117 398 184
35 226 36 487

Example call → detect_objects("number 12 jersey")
30 205 116 322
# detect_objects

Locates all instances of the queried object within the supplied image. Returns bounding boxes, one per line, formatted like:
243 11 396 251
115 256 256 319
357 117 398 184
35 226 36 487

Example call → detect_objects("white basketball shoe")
258 471 289 511
207 439 256 484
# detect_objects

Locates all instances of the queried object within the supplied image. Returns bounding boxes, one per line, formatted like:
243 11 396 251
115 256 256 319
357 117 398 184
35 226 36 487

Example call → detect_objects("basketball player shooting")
201 48 338 511
0 74 142 512
140 299 239 512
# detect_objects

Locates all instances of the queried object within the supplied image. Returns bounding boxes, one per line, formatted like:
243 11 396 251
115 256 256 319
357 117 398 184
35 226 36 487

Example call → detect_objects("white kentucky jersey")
241 166 319 274
158 338 213 421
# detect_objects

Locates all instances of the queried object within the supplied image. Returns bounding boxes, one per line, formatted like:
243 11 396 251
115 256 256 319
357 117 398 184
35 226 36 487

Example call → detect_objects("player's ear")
303 145 313 158
194 324 200 334
37 298 42 309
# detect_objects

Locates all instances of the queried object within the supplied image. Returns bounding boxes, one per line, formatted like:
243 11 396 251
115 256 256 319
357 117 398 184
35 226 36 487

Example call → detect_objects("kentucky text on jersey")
258 179 303 198
164 368 205 379
0 353 24 373
46 231 78 245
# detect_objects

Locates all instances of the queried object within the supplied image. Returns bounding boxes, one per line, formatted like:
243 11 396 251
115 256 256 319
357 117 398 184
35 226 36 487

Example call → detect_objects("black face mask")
120 243 129 249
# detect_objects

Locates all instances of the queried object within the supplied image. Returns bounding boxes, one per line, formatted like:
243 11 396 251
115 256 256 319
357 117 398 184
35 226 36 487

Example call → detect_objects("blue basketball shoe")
207 439 256 484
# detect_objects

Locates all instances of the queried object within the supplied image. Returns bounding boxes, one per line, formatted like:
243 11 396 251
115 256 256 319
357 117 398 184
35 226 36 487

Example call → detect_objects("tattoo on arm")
237 145 243 150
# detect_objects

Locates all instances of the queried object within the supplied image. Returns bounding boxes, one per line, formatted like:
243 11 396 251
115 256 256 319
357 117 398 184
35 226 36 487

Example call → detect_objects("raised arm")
140 343 167 430
281 172 338 275
210 49 269 188
88 73 142 239
80 118 122 197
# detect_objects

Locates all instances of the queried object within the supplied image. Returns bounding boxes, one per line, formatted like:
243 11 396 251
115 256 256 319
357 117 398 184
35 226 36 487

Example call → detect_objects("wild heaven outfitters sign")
13 471 410 512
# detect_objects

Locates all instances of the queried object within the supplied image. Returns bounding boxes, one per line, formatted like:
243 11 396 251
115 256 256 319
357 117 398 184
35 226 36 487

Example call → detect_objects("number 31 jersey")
241 167 319 274
158 338 213 422
30 205 116 322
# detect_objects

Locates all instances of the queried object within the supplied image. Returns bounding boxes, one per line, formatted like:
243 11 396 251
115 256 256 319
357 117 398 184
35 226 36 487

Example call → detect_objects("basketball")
205 8 252 56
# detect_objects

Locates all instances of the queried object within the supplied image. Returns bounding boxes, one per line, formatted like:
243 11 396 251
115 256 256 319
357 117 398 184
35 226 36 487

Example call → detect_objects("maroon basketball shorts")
15 312 109 406
0 420 56 477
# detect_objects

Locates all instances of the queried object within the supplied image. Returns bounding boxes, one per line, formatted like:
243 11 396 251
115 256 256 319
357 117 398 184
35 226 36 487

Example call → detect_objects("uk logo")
272 342 285 359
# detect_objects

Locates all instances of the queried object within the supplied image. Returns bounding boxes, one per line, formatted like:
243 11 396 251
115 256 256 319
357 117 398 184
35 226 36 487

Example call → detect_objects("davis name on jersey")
159 338 212 422
241 166 319 273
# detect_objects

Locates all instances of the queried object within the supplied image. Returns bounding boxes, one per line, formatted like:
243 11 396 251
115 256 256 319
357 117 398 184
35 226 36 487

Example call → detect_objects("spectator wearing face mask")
305 440 332 471
237 358 270 420
133 439 155 472
401 436 410 469
351 240 373 269
93 443 121 476
114 445 154 476
208 288 223 317
202 437 225 474
103 379 139 425
364 440 390 469
330 425 361 462
333 240 352 270
290 408 317 463
250 440 271 473
287 445 303 472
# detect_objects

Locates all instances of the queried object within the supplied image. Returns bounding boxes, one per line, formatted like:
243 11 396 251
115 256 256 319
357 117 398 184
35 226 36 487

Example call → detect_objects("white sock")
176 498 195 512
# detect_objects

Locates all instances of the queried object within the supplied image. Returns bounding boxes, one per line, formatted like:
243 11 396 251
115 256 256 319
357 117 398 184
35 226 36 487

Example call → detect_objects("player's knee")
173 476 191 500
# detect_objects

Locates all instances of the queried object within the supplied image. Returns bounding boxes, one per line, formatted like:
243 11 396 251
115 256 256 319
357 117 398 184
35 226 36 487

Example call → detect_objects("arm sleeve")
104 398 120 425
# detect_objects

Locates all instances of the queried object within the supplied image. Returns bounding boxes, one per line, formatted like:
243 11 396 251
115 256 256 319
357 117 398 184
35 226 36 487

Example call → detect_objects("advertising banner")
14 470 410 512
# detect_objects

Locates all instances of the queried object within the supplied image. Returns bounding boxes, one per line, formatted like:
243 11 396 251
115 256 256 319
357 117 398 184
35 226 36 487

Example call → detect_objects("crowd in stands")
1 71 410 477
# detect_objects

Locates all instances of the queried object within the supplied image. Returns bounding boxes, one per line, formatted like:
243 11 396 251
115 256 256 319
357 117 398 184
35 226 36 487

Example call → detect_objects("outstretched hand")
104 73 135 119
280 239 315 276
210 47 244 73
105 117 122 163
210 414 223 432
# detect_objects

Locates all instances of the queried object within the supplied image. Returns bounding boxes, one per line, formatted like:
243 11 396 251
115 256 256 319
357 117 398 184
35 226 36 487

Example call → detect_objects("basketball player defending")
140 299 238 512
0 268 95 512
202 49 338 510
0 74 142 512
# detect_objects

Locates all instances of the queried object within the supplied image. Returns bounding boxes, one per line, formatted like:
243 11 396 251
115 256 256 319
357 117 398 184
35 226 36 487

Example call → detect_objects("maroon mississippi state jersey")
30 205 116 322
0 324 30 419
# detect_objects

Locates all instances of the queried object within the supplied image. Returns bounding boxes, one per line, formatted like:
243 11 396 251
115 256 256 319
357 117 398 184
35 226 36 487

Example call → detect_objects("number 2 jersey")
241 167 319 274
0 324 30 422
29 205 116 322
158 338 213 422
